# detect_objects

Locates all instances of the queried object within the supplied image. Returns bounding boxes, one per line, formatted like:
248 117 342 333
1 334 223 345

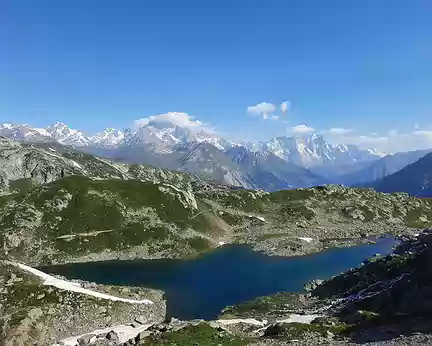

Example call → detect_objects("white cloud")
413 130 432 137
133 112 211 132
328 130 432 153
280 101 291 113
247 102 276 120
327 128 353 136
292 124 315 134
247 100 292 120
356 135 389 144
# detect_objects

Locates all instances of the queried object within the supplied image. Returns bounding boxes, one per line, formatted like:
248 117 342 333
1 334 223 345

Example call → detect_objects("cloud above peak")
324 128 432 153
291 124 315 134
247 102 276 120
133 112 211 132
327 127 353 136
247 100 292 120
280 101 291 113
412 130 432 137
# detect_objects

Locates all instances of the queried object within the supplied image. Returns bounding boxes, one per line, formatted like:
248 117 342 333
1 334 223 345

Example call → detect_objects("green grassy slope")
0 176 225 265
1 176 432 266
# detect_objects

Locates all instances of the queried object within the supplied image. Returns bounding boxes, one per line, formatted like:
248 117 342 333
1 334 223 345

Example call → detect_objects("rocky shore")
2 228 432 345
0 261 166 346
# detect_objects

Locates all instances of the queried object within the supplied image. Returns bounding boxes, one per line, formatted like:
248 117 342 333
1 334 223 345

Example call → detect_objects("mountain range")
339 149 432 186
364 152 432 197
1 121 431 193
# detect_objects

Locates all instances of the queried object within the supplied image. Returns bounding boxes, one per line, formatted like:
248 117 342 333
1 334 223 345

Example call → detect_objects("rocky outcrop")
0 138 198 195
0 138 80 191
209 229 432 344
0 261 166 346
308 228 432 342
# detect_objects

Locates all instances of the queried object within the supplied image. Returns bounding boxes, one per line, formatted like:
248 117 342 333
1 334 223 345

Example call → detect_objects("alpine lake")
41 236 399 320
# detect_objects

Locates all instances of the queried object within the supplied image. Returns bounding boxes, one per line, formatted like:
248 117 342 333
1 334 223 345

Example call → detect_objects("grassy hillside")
1 172 432 266
0 175 222 265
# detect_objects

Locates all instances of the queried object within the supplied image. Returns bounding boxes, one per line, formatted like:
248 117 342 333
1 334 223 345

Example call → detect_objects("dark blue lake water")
41 237 398 320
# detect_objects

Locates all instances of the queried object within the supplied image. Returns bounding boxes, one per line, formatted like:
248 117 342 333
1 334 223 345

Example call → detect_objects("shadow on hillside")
347 320 432 344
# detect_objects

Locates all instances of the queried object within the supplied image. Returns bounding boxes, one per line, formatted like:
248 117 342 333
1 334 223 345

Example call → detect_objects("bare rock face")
0 170 8 191
0 137 198 195
0 138 82 191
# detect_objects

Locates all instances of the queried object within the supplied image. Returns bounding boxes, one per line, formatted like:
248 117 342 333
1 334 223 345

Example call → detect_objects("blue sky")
1 0 432 151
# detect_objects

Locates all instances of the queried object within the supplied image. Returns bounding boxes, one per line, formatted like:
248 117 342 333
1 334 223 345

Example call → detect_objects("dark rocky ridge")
218 229 432 345
368 152 432 197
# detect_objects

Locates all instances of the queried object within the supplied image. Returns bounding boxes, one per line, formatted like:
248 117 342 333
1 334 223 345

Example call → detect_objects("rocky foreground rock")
0 261 165 346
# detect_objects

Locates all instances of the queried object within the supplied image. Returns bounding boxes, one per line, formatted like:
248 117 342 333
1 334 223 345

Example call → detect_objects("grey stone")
327 330 335 338
130 321 142 328
136 330 151 341
77 334 96 346
96 306 107 314
134 315 148 324
106 330 119 341
28 308 43 320
190 319 204 326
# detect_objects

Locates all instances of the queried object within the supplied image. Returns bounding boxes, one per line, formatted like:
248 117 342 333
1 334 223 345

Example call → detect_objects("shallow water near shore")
41 237 399 320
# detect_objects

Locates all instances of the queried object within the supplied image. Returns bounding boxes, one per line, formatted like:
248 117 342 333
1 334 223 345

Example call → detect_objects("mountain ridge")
3 121 432 193
0 121 384 167
339 149 432 186
365 152 432 197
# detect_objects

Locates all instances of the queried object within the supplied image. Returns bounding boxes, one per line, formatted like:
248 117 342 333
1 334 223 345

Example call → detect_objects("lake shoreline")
3 231 426 346
17 224 413 268
39 236 401 321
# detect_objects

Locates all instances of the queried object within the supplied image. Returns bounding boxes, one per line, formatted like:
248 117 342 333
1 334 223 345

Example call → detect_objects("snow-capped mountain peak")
0 123 16 130
261 134 382 167
0 123 53 142
0 121 386 170
91 128 125 147
45 122 91 146
123 120 230 150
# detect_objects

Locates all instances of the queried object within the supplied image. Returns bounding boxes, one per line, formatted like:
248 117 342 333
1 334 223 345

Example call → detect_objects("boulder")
263 323 285 337
304 279 323 292
77 334 96 346
106 330 119 341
